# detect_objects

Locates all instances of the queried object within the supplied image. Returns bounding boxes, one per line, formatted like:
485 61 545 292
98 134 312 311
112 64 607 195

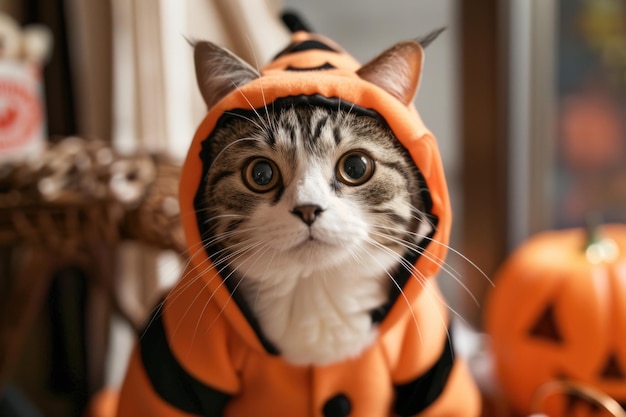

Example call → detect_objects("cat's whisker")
242 32 262 74
362 237 460 345
337 86 366 125
420 277 456 352
365 233 475 330
157 232 262 333
250 245 280 309
369 218 493 288
360 235 425 289
144 232 261 354
241 35 274 139
242 34 280 135
213 135 266 165
169 263 223 344
200 227 259 250
231 84 270 131
194 240 275 346
353 241 425 346
368 227 480 307
171 237 268 347
142 240 224 331
226 240 275 304
140 299 167 341
334 96 343 126
223 111 266 133
200 212 247 223
142 267 209 343
413 267 470 346
402 228 494 288
208 239 263 271
159 252 222 314
397 201 436 229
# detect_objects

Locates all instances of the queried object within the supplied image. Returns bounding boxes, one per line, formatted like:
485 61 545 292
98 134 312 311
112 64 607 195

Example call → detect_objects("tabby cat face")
203 104 425 282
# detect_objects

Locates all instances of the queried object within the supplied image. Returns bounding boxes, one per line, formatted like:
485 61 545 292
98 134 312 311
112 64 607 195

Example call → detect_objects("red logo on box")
0 62 45 161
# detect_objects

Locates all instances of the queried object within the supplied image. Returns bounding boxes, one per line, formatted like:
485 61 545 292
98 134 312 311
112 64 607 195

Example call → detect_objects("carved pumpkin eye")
599 353 626 381
243 158 280 193
528 303 564 344
336 150 375 186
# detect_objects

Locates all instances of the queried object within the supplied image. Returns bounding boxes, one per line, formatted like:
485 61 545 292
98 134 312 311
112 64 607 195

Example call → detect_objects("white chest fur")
239 258 394 365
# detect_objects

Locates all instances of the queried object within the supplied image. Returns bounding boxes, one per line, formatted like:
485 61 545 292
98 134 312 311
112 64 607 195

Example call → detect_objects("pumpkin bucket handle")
529 379 626 417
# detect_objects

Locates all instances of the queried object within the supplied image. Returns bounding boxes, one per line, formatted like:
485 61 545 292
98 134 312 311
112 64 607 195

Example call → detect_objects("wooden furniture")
0 137 183 400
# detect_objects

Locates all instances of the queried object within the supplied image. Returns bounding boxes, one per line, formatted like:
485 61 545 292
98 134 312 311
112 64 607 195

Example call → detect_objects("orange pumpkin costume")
115 29 480 417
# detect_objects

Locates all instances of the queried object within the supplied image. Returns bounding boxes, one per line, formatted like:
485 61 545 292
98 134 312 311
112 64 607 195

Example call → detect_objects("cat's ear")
193 41 260 110
357 40 424 105
357 29 444 105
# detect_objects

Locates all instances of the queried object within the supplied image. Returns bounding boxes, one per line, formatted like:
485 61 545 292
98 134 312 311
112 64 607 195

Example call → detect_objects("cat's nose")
292 204 324 226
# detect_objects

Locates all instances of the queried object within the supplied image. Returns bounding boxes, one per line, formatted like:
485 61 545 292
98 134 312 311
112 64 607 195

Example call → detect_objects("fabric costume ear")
194 41 260 110
357 28 444 105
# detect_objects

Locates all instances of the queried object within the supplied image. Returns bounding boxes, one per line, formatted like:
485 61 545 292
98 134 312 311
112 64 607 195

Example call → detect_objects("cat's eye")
336 151 375 186
243 157 281 192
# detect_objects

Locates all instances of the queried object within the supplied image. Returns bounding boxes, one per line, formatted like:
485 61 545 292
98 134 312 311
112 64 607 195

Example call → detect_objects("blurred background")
0 0 624 416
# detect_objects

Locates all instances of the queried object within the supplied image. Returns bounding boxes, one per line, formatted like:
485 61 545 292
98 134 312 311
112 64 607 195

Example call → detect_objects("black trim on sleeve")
393 329 455 416
140 309 232 416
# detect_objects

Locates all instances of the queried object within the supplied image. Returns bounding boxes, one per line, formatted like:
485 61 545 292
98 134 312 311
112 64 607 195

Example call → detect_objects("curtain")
107 0 289 159
63 0 291 387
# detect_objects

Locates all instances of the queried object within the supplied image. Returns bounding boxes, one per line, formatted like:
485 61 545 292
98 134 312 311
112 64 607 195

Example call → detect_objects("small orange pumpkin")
485 224 626 416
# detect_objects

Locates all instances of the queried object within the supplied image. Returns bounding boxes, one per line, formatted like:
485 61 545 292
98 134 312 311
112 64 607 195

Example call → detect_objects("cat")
115 24 481 417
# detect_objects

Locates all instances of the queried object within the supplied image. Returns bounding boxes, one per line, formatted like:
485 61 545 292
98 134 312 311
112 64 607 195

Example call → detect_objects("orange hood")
178 32 452 353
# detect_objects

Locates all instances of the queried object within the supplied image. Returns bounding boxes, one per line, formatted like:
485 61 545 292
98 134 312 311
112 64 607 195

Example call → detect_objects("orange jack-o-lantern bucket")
485 224 626 416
